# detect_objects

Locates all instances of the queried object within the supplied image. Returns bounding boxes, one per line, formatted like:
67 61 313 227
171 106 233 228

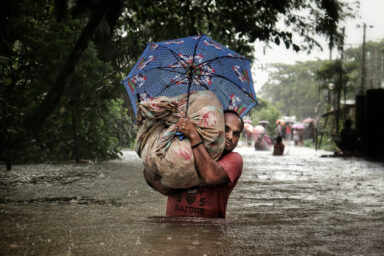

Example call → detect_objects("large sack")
135 90 225 189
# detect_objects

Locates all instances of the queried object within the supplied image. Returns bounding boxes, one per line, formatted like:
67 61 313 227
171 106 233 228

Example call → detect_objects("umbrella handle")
175 132 185 140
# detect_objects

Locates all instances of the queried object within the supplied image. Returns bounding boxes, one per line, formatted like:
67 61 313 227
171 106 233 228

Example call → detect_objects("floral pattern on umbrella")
122 34 258 118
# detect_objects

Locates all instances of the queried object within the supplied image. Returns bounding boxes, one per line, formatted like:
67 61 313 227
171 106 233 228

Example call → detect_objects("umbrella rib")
193 77 210 90
157 44 189 68
199 55 248 66
157 75 188 95
157 67 187 75
133 44 190 78
184 35 204 117
129 66 187 89
191 35 203 67
195 70 256 100
133 65 187 76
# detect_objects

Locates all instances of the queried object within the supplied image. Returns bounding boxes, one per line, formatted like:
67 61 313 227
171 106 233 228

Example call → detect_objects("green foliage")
248 98 281 136
303 136 337 151
112 0 356 66
315 59 359 99
344 40 384 92
315 40 384 101
260 61 323 120
317 129 338 151
1 1 134 163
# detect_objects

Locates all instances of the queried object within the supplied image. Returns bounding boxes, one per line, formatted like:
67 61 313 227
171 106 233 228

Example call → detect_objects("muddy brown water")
0 146 383 255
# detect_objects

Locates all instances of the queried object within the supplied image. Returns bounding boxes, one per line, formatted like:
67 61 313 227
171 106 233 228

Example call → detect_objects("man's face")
223 112 242 153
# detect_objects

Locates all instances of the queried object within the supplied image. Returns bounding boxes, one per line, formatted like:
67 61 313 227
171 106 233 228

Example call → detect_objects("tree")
260 61 323 120
316 59 359 104
315 41 384 109
0 0 128 165
112 0 356 67
344 40 384 92
22 0 125 131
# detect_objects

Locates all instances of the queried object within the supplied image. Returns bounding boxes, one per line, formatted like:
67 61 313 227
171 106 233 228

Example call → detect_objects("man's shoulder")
218 151 243 171
218 151 243 184
220 151 243 161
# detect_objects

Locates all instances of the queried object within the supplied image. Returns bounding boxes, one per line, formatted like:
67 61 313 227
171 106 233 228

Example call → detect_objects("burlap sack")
135 90 225 189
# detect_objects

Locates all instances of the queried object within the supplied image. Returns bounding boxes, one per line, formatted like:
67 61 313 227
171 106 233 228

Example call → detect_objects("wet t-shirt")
166 152 243 218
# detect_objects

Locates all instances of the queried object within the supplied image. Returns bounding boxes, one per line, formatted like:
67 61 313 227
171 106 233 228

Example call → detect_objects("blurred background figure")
258 120 269 128
293 129 299 146
254 125 272 151
336 119 357 155
276 119 285 137
285 123 292 142
292 123 305 146
273 136 285 156
243 119 254 146
303 118 316 143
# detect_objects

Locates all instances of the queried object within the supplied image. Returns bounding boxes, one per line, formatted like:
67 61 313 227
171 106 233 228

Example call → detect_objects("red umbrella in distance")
244 123 254 133
292 123 305 130
253 125 266 134
258 120 269 125
302 118 315 123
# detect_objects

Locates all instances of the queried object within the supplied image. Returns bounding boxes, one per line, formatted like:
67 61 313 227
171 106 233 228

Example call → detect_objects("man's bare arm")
176 118 229 185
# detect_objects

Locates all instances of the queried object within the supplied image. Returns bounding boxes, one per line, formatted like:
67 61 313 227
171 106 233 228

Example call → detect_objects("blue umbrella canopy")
122 34 258 118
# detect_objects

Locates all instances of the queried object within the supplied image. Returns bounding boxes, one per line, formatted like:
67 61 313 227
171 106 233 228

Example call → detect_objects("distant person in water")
273 136 285 156
337 119 357 154
293 129 299 146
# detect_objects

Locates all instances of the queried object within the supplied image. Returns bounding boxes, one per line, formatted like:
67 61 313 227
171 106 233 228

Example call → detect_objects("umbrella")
276 119 286 125
253 125 265 134
292 123 305 130
122 35 258 118
244 123 254 135
244 120 253 133
258 120 269 125
302 117 315 123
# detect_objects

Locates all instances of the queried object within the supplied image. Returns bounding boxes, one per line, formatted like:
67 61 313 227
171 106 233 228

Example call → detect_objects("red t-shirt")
286 126 292 135
166 152 243 218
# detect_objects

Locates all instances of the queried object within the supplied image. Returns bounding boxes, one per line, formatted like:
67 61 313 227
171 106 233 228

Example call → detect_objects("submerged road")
0 146 383 255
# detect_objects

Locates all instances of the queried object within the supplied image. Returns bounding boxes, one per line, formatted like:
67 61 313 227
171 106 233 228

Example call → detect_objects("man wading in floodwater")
144 110 244 218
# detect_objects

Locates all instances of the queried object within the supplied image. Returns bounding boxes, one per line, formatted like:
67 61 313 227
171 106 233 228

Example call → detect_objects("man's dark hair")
224 109 244 132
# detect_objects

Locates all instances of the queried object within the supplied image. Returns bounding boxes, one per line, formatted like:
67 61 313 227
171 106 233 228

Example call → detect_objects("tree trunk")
72 110 80 163
24 0 118 131
6 144 11 171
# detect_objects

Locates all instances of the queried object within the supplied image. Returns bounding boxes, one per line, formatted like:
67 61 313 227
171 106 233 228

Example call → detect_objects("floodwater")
0 145 383 255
